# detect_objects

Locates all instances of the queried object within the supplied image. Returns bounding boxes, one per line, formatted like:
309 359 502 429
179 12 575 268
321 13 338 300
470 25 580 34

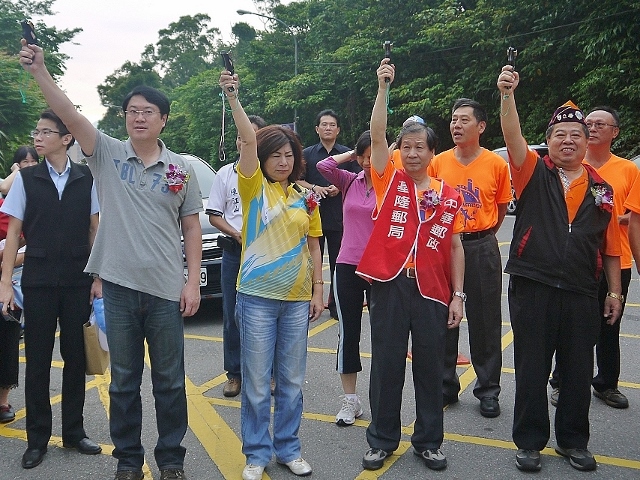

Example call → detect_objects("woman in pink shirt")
317 130 375 427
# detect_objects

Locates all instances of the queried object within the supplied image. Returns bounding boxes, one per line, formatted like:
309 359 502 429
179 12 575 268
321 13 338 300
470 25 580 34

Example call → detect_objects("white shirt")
206 162 243 232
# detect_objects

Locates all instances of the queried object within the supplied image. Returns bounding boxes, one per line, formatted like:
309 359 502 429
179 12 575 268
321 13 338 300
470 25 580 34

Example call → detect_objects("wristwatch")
452 291 467 302
606 291 624 303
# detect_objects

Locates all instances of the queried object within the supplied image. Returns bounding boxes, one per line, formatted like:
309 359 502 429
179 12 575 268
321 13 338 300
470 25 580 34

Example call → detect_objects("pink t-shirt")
317 157 375 265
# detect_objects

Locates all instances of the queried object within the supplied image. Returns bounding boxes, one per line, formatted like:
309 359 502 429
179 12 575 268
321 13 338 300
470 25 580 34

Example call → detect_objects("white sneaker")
278 457 312 476
335 395 363 426
242 464 264 480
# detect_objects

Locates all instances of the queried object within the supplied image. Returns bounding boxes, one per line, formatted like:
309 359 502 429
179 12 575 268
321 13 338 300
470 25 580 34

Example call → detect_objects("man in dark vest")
0 110 101 469
497 68 622 472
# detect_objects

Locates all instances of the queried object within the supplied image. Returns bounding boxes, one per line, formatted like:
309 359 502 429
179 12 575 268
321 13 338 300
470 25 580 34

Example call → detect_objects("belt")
403 267 416 278
460 229 493 241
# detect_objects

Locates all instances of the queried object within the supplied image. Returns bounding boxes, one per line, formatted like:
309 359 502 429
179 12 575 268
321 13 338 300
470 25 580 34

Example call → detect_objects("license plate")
184 267 207 286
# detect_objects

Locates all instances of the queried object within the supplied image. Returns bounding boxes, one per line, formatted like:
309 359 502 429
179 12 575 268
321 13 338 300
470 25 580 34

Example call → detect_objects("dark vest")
20 161 94 287
505 156 612 297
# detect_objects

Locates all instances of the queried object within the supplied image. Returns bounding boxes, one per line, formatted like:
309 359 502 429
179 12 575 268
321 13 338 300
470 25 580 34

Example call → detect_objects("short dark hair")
315 109 340 128
452 98 488 124
40 109 75 151
355 130 371 156
587 106 620 128
248 115 267 130
397 123 439 152
13 145 39 164
256 125 304 184
122 85 170 117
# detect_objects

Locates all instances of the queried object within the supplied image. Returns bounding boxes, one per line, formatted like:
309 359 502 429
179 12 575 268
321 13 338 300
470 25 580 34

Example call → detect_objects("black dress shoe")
480 396 500 418
63 437 102 455
22 447 46 469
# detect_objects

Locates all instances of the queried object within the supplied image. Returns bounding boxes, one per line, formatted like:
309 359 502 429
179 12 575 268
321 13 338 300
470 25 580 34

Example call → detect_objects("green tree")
147 14 222 89
0 0 80 169
96 61 162 139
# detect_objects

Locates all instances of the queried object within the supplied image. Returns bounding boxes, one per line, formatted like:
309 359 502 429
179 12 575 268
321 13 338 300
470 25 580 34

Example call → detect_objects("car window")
186 158 216 200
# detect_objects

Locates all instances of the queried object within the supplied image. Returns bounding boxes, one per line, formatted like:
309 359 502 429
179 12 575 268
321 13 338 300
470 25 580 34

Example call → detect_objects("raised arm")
219 71 258 178
496 65 528 168
19 41 97 155
370 59 395 175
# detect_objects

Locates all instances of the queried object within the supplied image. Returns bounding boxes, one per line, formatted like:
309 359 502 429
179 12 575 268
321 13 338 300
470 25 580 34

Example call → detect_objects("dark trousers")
509 276 599 451
23 285 92 449
443 234 502 399
549 268 631 392
334 263 371 374
319 230 343 312
367 276 447 452
593 268 631 390
0 318 21 389
221 244 242 379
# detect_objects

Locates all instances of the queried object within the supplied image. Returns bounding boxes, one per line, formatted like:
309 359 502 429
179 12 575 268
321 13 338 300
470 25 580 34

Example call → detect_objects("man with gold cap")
496 67 623 472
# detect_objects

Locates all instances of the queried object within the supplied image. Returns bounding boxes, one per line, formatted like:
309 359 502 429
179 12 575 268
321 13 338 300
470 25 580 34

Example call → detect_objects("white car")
181 154 223 299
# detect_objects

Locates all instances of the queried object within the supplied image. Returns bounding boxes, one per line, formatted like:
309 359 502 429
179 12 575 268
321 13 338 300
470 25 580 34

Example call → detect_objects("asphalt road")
2 214 640 479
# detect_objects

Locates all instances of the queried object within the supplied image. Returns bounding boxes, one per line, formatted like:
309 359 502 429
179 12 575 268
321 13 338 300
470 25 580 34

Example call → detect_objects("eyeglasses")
30 128 60 138
125 109 160 118
585 121 618 130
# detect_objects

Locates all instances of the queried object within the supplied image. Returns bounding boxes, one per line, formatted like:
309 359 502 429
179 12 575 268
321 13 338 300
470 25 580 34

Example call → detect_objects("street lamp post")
237 9 298 131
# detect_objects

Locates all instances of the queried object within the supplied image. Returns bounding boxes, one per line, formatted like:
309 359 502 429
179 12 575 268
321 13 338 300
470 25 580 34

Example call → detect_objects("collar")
124 138 167 166
44 156 71 176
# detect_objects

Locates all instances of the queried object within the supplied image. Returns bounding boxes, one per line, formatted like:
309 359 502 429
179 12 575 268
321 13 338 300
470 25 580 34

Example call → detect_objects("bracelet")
606 291 624 302
312 280 324 285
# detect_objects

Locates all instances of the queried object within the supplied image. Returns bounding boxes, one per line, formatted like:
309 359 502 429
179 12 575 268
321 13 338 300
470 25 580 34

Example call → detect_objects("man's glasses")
125 109 160 118
30 128 60 138
586 121 618 130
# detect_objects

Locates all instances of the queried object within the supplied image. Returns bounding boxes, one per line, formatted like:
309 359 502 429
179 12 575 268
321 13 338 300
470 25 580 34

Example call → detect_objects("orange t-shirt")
624 174 640 214
510 148 620 256
428 148 512 232
587 154 638 269
372 159 464 268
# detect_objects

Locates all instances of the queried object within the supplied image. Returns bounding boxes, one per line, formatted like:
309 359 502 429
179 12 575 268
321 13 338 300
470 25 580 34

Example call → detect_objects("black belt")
460 229 494 241
403 267 416 278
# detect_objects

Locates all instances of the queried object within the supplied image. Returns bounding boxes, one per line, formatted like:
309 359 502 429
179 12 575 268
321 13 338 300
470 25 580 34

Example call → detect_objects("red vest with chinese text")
356 170 461 305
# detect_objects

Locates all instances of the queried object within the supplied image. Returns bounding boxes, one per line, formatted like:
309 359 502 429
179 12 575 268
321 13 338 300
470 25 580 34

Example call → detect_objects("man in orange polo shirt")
428 99 512 418
497 67 622 473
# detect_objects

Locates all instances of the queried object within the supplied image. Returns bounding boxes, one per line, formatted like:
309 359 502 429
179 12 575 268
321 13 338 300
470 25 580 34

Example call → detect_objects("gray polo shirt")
84 130 202 301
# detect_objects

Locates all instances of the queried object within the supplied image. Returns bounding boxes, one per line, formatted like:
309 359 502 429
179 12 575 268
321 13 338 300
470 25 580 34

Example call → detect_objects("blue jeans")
102 281 187 472
236 292 309 466
221 247 241 379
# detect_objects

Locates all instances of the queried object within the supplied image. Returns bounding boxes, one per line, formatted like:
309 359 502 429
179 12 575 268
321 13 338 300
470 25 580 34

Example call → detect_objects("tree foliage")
0 0 80 169
93 0 640 168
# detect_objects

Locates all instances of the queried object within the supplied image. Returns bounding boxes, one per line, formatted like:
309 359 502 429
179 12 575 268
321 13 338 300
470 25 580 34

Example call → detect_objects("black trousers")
0 318 21 389
333 263 371 374
23 285 92 449
509 276 600 451
366 276 447 452
443 234 503 400
319 229 343 312
549 268 631 391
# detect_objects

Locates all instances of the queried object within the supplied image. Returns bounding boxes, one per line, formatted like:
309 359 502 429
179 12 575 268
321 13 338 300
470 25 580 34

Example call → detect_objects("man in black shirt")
299 109 359 318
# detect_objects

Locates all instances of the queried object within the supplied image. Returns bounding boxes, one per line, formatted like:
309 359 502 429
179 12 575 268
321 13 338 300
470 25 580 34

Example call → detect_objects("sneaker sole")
335 408 363 426
362 452 389 470
362 460 384 470
480 409 500 418
413 451 447 470
515 460 541 472
555 447 597 471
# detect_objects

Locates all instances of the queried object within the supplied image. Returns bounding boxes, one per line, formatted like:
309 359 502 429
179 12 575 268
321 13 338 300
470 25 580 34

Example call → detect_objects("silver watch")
452 291 467 302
